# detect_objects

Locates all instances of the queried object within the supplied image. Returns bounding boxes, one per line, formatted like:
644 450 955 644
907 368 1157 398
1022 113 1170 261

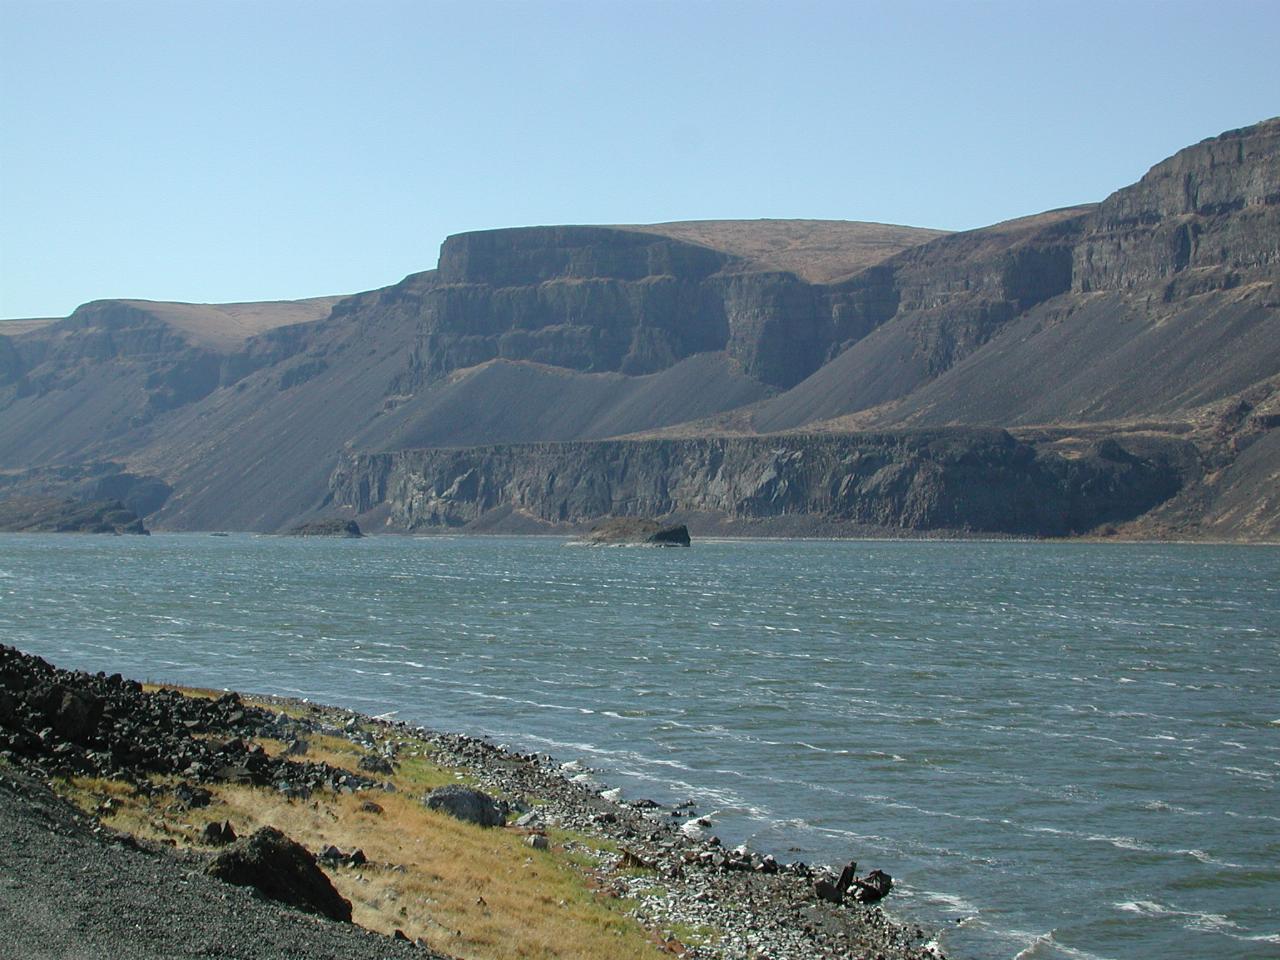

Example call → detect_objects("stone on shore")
423 784 508 827
206 826 353 922
851 868 894 903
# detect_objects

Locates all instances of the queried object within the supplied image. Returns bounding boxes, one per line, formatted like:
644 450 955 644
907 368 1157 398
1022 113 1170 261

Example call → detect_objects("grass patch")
190 783 658 959
49 687 668 960
668 920 720 947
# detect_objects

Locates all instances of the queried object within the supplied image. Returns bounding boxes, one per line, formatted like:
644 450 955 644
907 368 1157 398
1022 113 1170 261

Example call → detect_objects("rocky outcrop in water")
284 518 363 537
330 430 1194 537
579 518 692 546
0 462 171 519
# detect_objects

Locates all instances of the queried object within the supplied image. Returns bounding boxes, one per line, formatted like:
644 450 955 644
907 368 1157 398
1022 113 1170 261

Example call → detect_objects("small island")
284 519 363 538
577 517 691 547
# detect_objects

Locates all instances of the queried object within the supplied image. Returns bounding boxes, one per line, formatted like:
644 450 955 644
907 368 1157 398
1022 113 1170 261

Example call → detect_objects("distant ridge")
616 219 950 283
2 118 1277 540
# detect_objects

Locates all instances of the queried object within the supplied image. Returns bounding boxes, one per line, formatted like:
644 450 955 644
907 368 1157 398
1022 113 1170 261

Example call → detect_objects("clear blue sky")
1 0 1277 319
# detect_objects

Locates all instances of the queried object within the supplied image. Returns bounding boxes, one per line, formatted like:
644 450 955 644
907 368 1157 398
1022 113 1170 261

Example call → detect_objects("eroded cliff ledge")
329 430 1195 538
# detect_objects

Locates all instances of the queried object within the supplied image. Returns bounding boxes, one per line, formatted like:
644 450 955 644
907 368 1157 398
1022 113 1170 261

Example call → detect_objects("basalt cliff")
2 119 1277 539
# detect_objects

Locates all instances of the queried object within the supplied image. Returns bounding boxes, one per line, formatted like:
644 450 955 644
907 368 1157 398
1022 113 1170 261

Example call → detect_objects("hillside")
617 219 950 283
1 120 1277 539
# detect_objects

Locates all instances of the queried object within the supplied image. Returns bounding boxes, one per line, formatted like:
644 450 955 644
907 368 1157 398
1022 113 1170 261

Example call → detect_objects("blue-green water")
1 534 1277 959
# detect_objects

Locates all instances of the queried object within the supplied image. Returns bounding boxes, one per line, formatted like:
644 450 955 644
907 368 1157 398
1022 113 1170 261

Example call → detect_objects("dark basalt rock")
851 868 894 904
332 429 1193 538
284 518 362 538
357 752 394 774
422 784 508 827
0 495 148 534
579 517 691 546
200 820 237 845
207 826 353 922
0 645 376 797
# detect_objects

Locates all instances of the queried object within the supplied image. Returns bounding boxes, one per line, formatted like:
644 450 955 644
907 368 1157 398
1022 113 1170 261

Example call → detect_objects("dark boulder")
200 820 237 845
814 878 843 904
851 868 893 903
43 687 105 743
423 784 508 827
207 826 352 922
174 783 213 809
646 523 691 547
835 860 857 896
357 753 394 775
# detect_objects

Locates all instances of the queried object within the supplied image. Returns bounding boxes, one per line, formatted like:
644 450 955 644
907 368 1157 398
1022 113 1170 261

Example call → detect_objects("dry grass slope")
56 692 666 960
109 296 345 350
617 219 949 282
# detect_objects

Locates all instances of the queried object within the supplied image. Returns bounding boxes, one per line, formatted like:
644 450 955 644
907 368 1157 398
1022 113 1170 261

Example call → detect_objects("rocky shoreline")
0 644 944 959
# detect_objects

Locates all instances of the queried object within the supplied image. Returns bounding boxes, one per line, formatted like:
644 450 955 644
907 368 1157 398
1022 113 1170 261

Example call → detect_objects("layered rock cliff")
2 120 1276 539
751 118 1280 436
329 430 1194 537
375 224 935 391
1074 119 1280 294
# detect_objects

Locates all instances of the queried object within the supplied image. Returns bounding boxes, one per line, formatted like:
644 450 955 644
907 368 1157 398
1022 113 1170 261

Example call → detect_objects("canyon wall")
330 430 1194 537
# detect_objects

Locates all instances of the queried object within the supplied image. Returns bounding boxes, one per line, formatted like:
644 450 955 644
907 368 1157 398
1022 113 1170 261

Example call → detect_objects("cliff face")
381 225 928 390
1074 119 1280 294
753 120 1280 437
0 299 322 467
330 430 1193 537
744 208 1091 432
2 122 1276 538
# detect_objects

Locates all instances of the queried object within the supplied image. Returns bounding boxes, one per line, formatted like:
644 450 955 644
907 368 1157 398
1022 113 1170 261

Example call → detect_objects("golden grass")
54 689 668 960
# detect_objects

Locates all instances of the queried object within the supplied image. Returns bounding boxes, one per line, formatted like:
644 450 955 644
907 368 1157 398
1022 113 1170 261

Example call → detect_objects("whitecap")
1011 931 1113 960
1113 899 1242 933
1227 932 1280 944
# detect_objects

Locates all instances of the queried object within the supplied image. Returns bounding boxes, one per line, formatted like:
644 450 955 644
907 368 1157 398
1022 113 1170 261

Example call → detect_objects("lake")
1 534 1277 959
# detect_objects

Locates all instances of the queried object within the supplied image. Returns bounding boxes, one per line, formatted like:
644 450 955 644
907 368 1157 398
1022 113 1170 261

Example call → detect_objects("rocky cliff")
377 224 938 391
1074 119 1280 294
748 119 1280 440
2 121 1277 539
329 430 1194 537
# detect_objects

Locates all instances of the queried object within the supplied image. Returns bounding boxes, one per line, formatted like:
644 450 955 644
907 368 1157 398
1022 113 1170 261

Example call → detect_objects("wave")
1114 899 1244 934
1011 931 1116 960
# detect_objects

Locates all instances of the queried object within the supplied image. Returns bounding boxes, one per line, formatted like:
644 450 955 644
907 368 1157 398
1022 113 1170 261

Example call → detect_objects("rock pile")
0 645 374 799
207 826 353 922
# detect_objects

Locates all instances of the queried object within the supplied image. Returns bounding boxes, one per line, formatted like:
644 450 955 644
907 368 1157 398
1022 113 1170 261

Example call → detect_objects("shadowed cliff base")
329 429 1195 540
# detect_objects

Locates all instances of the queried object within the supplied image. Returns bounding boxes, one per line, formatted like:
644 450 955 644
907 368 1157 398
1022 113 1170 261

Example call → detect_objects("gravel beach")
0 645 944 960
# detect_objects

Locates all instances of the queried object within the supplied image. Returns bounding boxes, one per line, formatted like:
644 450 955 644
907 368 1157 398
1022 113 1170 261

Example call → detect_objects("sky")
1 0 1277 319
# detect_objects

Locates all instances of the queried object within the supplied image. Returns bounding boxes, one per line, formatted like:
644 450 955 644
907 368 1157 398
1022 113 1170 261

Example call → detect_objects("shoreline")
5 527 1279 546
0 644 945 960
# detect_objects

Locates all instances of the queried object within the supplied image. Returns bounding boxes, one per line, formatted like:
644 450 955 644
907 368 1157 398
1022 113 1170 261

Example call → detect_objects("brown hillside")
105 296 344 350
618 219 949 282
